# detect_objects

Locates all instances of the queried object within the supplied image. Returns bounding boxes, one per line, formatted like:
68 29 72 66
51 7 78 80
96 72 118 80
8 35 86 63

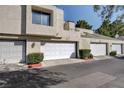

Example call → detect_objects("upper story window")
32 11 51 26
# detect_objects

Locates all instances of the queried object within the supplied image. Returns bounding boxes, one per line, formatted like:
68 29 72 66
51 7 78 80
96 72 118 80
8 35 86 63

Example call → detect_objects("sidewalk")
43 56 117 67
0 64 27 72
93 56 114 60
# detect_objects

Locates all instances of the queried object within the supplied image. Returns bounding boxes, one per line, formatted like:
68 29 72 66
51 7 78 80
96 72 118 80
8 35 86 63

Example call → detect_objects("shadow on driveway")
0 69 67 88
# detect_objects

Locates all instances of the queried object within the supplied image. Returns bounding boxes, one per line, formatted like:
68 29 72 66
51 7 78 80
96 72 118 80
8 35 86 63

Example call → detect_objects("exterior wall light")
31 42 35 48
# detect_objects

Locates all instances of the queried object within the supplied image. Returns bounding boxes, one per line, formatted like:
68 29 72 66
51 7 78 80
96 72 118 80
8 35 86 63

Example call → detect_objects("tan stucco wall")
26 5 63 37
107 43 112 55
26 39 41 55
122 44 124 54
0 5 22 34
0 5 124 61
82 37 124 55
76 28 94 34
56 8 64 33
64 22 75 31
88 37 124 44
57 30 80 41
79 38 90 49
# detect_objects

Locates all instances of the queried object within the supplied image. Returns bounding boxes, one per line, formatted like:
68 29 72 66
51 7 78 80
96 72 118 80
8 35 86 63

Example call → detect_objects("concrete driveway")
45 56 124 88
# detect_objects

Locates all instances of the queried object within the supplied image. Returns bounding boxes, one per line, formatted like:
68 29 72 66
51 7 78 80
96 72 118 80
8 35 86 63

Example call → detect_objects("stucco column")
26 39 41 63
121 43 124 54
79 39 90 50
78 39 90 58
107 43 112 55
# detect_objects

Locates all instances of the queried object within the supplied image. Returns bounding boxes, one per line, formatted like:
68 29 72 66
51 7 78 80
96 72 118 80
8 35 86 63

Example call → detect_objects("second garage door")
41 42 76 60
112 44 122 54
0 40 26 64
90 43 107 56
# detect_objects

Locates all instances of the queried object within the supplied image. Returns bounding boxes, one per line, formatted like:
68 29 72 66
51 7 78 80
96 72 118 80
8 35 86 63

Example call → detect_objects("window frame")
32 10 51 26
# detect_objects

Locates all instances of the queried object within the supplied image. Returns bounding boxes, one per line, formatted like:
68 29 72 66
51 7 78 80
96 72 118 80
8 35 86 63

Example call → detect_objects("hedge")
110 51 117 56
79 49 91 59
27 53 44 64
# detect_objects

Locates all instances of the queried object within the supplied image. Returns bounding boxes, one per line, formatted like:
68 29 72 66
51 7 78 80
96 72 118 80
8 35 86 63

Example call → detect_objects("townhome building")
0 5 124 64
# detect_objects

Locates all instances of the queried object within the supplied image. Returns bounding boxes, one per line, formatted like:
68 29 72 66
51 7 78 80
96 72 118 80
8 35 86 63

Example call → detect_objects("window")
32 11 51 26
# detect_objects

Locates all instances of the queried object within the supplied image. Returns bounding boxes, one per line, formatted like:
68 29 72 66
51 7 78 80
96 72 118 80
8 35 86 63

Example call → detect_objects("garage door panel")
90 43 106 56
0 40 25 64
41 42 76 60
112 44 122 54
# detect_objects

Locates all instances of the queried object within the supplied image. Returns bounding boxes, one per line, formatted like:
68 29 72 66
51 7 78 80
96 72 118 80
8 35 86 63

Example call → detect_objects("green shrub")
79 49 91 59
109 51 117 56
27 53 44 64
88 54 93 59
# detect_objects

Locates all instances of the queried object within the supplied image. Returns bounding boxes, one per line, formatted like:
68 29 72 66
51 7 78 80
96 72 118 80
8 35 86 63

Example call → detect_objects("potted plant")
109 51 117 56
79 49 91 60
88 54 93 59
27 53 44 69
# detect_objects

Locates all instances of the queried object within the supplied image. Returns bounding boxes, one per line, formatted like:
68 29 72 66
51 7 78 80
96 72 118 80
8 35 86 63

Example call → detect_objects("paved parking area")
0 64 67 88
45 56 124 88
0 57 124 88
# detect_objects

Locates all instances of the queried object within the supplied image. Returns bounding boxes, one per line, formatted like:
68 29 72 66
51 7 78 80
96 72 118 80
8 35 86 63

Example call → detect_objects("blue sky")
56 5 102 30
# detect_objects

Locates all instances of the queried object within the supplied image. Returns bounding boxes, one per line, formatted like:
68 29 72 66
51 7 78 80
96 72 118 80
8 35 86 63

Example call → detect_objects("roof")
81 32 122 41
118 36 124 40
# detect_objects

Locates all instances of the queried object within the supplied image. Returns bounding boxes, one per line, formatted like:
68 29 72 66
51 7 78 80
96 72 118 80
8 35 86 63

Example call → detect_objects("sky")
56 5 102 30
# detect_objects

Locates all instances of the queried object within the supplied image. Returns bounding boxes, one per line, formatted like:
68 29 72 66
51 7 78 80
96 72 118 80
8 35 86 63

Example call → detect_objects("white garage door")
0 40 25 64
112 44 122 54
41 42 76 60
90 43 107 56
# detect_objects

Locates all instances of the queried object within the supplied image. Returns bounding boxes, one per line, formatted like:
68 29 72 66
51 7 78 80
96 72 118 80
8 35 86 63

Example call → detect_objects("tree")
94 5 124 37
96 19 124 37
96 19 112 37
93 5 124 21
76 20 92 30
110 20 124 36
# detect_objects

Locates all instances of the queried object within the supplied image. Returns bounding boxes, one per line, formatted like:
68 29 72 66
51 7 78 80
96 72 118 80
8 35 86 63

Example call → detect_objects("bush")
79 49 91 59
27 53 44 64
109 51 117 56
88 54 93 59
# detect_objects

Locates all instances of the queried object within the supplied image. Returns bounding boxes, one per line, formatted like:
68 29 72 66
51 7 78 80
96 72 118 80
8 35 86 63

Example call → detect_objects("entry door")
90 43 107 56
112 44 122 54
41 42 76 60
0 40 25 64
